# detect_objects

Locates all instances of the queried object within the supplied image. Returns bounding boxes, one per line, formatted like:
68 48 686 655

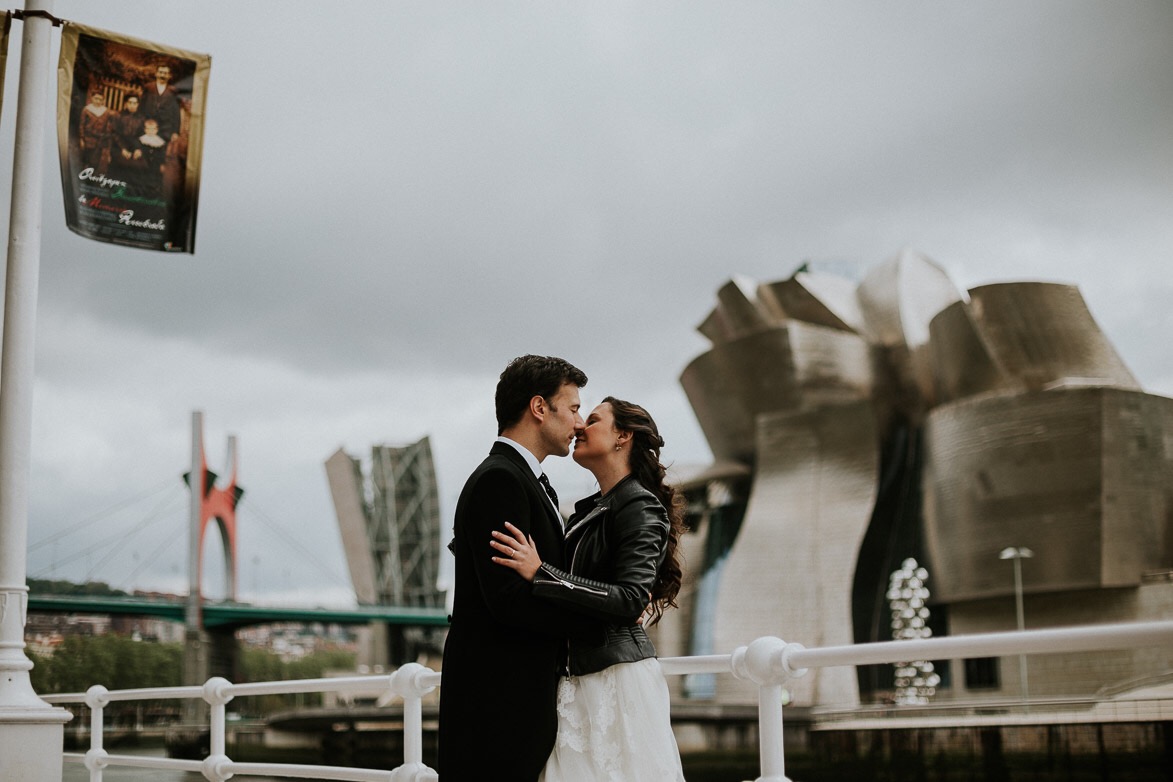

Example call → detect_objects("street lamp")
999 546 1034 706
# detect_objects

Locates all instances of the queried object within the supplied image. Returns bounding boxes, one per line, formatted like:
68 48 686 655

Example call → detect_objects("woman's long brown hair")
605 396 685 626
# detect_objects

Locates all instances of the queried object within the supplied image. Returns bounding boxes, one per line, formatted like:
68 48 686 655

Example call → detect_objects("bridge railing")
43 619 1173 782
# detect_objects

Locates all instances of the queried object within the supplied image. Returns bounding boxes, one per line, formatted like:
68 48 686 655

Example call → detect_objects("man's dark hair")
495 355 587 434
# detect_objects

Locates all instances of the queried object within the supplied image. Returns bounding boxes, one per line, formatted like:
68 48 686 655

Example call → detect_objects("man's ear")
528 395 546 423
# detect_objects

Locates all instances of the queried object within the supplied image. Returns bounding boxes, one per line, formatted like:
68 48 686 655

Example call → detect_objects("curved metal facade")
929 282 1140 403
671 251 1173 708
710 401 878 707
681 324 872 464
923 387 1173 603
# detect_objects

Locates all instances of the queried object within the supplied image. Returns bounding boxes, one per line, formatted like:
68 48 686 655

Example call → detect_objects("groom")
438 355 601 781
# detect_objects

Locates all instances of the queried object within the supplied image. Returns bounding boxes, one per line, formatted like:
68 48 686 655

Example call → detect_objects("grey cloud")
4 0 1170 598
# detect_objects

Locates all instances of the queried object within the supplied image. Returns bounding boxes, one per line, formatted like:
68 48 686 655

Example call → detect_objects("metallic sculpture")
888 558 939 705
669 250 1173 708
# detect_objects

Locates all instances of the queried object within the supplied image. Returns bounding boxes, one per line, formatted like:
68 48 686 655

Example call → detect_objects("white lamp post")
999 546 1034 706
0 3 73 780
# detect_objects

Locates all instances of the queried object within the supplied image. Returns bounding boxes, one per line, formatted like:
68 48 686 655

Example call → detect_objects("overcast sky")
4 1 1170 607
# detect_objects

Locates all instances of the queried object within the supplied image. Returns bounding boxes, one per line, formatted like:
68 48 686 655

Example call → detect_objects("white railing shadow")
43 619 1173 782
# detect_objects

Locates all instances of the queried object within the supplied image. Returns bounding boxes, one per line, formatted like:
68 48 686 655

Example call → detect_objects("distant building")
653 250 1173 709
325 436 445 666
111 615 186 644
237 622 356 662
25 610 186 656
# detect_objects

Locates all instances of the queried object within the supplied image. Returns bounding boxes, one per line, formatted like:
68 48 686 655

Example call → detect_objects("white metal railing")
43 619 1173 782
813 690 1173 723
45 663 441 782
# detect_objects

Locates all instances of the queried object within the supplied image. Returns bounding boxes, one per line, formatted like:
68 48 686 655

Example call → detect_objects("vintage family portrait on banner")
0 13 10 118
57 23 210 253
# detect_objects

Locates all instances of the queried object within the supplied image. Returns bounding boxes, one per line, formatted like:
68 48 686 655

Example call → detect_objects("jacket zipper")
546 563 607 597
564 506 608 676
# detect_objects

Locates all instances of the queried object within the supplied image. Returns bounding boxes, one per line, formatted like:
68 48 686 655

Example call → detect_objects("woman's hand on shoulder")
490 522 542 582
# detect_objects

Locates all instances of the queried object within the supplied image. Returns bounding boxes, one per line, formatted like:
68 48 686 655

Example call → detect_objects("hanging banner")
0 13 10 117
57 22 210 253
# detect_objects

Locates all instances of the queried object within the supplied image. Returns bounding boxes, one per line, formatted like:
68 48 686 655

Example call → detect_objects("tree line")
27 579 358 716
29 577 131 597
29 634 356 718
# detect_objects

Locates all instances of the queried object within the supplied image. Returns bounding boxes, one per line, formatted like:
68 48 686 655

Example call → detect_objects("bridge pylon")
179 411 244 727
184 410 243 613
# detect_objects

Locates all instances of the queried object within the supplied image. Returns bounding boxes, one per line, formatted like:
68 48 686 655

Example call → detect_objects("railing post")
388 663 438 781
731 637 808 782
82 685 109 782
757 682 786 780
201 677 233 782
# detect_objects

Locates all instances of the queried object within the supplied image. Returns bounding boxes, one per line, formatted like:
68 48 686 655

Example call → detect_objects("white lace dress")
539 657 685 782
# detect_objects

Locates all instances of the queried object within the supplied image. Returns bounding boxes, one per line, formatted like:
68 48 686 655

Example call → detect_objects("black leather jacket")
532 474 670 676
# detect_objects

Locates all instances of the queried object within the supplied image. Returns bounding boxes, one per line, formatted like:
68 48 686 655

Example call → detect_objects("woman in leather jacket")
491 396 686 782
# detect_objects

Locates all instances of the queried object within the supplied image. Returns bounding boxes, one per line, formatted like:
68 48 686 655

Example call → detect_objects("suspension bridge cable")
116 512 188 591
83 492 188 582
237 496 353 590
31 487 185 579
28 475 180 552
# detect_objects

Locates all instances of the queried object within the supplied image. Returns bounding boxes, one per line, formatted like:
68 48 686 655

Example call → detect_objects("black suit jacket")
437 443 599 781
140 84 181 140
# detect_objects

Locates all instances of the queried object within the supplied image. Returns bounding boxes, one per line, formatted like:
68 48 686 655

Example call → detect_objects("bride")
491 395 686 781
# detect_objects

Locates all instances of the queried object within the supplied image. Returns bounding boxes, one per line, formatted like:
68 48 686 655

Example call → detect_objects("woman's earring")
615 442 621 451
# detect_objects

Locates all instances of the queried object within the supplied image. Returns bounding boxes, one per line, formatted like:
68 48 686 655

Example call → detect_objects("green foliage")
28 578 129 597
283 649 357 681
29 633 356 719
30 634 182 694
235 647 357 716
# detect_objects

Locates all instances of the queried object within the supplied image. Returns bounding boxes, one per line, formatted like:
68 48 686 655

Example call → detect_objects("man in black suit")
438 355 599 781
139 64 182 144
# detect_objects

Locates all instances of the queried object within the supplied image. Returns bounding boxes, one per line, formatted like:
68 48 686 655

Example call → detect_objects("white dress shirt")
495 436 559 515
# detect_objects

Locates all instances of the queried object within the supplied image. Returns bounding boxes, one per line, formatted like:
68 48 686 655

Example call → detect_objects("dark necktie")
538 473 559 509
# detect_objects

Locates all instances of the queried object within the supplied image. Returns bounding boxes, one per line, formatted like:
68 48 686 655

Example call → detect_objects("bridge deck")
27 594 448 628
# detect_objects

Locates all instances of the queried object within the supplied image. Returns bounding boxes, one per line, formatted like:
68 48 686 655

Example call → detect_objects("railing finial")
82 747 108 773
390 761 438 781
202 676 234 706
84 684 110 709
201 753 234 781
733 636 810 686
389 661 438 700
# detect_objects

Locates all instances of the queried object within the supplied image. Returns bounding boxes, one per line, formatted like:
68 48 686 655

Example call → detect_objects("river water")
62 747 282 781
